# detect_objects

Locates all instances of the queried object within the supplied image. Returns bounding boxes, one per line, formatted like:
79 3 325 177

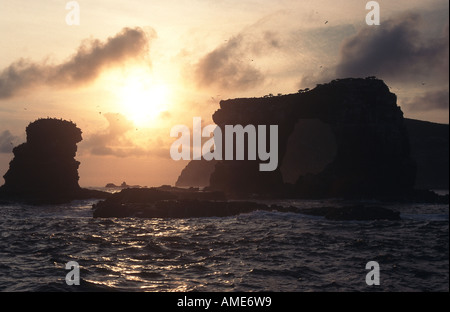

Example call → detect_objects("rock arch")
209 78 416 198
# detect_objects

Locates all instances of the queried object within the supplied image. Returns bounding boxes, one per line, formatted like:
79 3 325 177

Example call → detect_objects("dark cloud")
298 66 334 89
335 13 449 83
194 29 283 91
300 13 449 88
0 27 155 99
194 35 264 91
263 31 281 49
0 130 20 153
404 89 449 112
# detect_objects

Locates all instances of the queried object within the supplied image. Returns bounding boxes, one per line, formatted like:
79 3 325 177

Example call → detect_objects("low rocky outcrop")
94 198 297 218
92 186 403 220
105 182 142 189
92 186 298 218
0 118 109 204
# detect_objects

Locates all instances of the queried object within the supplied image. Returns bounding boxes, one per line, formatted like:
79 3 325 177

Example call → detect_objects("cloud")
335 13 448 83
263 31 281 49
193 29 283 91
83 113 140 157
0 27 155 99
0 130 20 153
82 113 169 158
403 89 449 112
300 12 449 88
194 35 263 91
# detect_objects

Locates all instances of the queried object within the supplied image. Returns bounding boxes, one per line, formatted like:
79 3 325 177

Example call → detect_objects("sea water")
0 194 448 292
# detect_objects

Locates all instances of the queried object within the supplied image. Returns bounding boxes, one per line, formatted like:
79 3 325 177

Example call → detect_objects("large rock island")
0 118 108 204
179 77 418 199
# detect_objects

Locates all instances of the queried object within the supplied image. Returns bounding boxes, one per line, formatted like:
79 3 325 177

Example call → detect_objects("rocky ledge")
92 187 297 218
92 186 402 221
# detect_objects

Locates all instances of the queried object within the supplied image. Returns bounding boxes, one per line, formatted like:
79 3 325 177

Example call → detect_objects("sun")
118 72 170 127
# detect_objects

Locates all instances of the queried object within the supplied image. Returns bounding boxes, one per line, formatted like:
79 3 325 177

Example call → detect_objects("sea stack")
0 118 107 204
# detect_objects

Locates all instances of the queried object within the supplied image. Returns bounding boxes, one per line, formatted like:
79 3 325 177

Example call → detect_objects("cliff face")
175 158 219 188
200 78 417 198
404 119 449 190
0 118 108 204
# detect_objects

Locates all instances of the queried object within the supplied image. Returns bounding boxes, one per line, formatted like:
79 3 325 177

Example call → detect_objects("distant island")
105 182 142 189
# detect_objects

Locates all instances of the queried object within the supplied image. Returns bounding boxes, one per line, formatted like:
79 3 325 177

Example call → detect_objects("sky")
0 0 448 187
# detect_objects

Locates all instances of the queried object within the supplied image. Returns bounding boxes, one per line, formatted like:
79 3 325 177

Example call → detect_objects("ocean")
0 191 448 292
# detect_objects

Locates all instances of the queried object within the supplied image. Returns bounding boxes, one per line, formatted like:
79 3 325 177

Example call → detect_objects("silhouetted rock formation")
105 181 142 188
178 117 449 201
92 186 403 220
0 118 108 204
207 77 416 199
280 119 337 184
92 186 294 218
404 119 449 190
175 158 218 188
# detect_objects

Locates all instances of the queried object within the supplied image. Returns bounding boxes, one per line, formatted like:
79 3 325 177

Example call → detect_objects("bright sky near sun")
0 0 448 187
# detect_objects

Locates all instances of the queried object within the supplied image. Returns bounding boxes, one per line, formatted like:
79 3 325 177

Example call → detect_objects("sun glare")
119 71 170 127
